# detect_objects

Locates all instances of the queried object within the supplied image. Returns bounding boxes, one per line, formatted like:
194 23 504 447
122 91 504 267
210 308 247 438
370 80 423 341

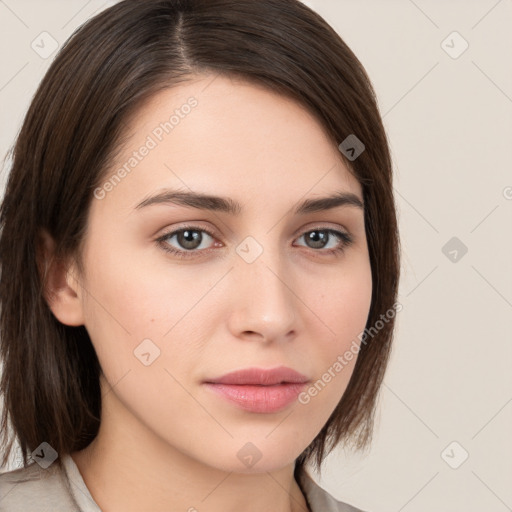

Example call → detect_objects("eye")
156 225 218 258
156 225 354 259
294 228 353 256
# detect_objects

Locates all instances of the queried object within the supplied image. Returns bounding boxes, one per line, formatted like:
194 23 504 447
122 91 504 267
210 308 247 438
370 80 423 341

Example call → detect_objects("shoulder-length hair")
0 0 400 474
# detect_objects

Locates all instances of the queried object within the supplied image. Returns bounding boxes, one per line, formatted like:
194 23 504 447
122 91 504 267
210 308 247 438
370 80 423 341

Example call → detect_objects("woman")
0 1 400 511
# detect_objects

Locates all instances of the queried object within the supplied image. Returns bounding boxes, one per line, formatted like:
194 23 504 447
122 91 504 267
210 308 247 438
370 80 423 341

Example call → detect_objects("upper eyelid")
156 224 354 262
157 223 351 245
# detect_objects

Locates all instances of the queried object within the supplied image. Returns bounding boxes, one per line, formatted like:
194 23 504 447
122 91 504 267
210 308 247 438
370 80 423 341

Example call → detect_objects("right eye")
156 225 220 259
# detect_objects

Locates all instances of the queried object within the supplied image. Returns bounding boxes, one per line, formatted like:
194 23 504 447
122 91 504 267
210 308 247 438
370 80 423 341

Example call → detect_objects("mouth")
203 366 309 413
204 366 309 386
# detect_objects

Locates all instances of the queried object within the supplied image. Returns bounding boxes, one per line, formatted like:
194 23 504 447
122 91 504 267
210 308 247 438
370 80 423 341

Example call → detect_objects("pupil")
308 231 327 249
179 230 201 250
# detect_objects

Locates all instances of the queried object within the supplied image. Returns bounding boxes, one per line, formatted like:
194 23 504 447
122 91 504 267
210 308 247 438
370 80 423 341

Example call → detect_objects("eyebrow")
134 189 364 215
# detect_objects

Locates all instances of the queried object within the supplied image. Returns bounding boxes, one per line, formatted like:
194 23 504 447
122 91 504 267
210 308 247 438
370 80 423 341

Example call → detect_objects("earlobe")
36 229 86 327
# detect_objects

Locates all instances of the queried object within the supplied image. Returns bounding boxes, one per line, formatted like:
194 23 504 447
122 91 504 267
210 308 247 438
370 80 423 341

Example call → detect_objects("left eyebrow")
134 189 364 214
294 191 364 214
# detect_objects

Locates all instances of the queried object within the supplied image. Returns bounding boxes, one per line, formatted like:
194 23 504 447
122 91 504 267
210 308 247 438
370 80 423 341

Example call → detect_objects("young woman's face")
72 74 372 473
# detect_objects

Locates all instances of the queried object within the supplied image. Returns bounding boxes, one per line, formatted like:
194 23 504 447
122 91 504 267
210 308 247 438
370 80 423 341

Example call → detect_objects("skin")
41 74 372 512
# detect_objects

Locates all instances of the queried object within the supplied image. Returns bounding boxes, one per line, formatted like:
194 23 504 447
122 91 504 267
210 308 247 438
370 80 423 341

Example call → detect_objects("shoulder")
296 465 369 512
0 460 79 512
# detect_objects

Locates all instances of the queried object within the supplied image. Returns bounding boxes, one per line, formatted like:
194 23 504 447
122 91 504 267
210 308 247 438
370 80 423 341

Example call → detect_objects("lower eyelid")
157 226 352 256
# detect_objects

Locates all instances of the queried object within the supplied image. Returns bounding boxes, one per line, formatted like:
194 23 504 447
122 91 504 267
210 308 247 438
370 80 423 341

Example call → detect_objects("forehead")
93 73 362 215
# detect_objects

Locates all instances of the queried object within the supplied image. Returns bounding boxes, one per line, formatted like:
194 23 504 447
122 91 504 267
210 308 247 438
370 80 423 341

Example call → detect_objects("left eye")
295 229 350 251
156 226 353 259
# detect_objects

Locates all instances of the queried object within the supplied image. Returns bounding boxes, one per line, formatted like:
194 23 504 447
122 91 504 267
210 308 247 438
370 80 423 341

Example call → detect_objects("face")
69 74 372 473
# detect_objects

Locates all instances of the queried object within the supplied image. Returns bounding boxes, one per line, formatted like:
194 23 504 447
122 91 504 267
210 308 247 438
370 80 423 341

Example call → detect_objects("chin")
202 439 304 475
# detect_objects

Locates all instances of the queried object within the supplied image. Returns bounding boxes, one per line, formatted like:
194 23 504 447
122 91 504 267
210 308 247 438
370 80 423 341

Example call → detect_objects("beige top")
0 454 367 512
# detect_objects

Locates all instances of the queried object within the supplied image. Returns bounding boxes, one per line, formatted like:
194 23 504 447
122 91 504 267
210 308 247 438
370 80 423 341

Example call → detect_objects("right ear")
36 229 86 326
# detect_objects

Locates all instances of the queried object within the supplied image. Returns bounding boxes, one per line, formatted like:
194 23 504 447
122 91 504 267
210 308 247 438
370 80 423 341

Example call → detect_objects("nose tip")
227 255 297 343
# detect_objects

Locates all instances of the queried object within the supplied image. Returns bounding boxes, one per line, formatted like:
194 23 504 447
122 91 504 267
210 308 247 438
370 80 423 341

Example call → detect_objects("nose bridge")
229 235 297 339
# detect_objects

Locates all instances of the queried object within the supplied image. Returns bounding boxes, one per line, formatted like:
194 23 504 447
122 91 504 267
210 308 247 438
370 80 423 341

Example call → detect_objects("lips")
205 366 309 386
203 366 309 413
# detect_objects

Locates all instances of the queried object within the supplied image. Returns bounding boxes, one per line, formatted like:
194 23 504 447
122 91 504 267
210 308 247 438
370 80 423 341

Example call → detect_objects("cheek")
314 256 373 346
300 257 372 403
79 237 218 378
80 228 184 330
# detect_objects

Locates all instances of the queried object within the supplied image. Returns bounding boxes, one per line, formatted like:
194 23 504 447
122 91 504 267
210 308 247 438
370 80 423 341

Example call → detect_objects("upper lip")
205 366 309 386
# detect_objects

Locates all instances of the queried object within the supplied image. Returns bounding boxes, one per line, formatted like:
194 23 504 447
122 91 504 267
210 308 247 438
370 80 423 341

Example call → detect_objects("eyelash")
156 224 354 260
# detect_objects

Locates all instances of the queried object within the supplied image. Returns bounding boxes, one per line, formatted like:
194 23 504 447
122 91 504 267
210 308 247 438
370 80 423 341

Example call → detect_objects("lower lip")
204 382 307 413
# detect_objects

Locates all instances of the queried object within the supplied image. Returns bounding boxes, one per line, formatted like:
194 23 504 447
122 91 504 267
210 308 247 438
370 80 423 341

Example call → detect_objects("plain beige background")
0 1 511 511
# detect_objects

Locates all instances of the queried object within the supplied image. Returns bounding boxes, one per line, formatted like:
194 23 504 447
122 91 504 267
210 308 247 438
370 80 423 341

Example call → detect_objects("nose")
226 250 298 344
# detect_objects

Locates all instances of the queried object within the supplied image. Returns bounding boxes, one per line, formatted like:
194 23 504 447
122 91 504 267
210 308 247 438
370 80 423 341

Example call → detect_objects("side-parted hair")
0 0 400 474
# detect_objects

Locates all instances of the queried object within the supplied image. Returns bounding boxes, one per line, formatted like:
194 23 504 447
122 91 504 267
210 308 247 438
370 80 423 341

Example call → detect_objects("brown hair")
0 0 400 474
